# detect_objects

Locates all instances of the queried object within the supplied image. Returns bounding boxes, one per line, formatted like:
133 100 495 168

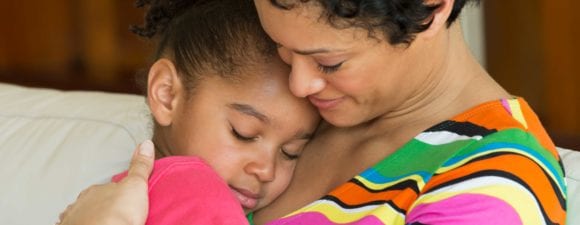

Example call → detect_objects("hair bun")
131 0 203 38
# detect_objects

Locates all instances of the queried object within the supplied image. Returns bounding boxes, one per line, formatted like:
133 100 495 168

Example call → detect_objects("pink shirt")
113 156 248 225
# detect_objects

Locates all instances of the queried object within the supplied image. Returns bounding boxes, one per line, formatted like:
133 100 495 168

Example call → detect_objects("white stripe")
415 131 482 145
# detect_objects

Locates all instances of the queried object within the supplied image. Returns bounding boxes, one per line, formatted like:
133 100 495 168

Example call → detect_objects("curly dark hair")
132 0 276 93
270 0 480 45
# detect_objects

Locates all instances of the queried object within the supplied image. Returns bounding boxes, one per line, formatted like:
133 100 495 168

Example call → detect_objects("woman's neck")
356 23 510 144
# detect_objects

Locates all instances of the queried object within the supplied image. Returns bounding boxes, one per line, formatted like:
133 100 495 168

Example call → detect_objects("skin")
252 0 510 223
146 57 320 214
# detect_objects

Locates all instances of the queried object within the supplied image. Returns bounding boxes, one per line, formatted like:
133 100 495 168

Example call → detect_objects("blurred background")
0 0 578 149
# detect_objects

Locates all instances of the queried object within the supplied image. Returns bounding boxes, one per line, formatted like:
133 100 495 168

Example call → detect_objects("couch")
0 82 578 225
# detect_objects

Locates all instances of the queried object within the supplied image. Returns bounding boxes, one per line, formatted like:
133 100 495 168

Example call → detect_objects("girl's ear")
147 58 183 126
420 0 455 39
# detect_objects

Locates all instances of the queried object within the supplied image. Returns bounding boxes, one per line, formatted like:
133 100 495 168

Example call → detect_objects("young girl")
111 0 320 224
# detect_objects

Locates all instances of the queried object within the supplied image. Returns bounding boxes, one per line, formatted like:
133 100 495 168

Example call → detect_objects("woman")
59 0 567 224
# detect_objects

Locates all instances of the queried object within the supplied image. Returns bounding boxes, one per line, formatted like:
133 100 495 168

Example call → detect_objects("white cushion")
0 83 151 225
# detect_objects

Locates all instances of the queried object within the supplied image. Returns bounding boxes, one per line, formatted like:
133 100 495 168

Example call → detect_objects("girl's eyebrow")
228 103 270 124
295 132 313 140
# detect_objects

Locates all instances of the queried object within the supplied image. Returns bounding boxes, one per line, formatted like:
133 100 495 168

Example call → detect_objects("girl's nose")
244 151 276 183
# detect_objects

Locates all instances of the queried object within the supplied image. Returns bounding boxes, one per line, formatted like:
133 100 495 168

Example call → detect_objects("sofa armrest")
0 83 151 225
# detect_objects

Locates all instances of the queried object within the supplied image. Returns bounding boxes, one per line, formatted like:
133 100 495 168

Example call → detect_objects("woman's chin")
320 111 362 128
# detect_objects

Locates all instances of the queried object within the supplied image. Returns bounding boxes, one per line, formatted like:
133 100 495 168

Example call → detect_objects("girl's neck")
152 128 173 159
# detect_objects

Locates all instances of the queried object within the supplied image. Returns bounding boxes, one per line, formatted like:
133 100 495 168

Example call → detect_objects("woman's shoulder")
407 98 567 224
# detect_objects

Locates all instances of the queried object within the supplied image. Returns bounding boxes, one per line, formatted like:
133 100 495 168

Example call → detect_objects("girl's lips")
308 96 344 110
230 186 259 210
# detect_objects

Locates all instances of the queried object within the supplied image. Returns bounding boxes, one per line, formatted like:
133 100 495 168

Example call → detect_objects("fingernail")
139 140 154 157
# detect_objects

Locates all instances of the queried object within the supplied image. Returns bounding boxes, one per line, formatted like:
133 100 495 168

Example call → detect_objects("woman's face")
166 59 320 213
254 0 432 127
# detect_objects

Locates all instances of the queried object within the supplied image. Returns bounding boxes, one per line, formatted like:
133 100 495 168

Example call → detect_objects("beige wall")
460 2 486 67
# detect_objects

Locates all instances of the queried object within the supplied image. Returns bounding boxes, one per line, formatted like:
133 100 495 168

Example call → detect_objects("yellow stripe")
284 200 406 224
508 99 528 129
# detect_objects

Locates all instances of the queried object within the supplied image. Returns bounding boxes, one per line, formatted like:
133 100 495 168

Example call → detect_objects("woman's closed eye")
318 61 343 74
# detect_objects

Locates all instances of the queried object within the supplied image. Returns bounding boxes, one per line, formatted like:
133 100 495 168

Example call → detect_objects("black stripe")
425 120 496 137
350 177 420 194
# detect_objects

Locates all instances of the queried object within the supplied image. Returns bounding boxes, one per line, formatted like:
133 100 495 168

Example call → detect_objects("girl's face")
165 59 320 213
254 0 434 127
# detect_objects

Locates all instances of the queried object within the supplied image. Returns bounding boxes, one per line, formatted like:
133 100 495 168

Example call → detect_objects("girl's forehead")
209 63 288 91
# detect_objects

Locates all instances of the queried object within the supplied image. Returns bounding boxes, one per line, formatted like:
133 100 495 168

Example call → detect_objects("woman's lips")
230 186 259 210
308 96 344 110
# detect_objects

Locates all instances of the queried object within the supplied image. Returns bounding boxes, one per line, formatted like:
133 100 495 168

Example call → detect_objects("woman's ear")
147 58 183 127
420 0 455 39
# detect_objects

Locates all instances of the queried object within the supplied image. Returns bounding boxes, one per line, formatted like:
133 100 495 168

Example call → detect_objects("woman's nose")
288 60 326 98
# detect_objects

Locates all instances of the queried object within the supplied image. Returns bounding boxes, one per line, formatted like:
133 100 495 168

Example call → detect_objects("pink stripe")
501 99 512 115
407 194 522 225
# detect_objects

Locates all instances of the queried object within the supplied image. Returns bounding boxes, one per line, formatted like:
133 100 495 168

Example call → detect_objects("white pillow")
0 83 152 225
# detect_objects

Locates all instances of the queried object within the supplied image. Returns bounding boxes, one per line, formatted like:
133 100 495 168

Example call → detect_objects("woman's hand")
58 140 155 225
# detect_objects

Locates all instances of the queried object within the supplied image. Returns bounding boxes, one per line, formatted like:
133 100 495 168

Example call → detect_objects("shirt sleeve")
113 156 249 225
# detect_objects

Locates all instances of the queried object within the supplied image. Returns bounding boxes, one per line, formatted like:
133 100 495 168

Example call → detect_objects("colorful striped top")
261 98 567 225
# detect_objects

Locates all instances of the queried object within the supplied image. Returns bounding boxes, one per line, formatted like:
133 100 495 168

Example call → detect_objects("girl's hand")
58 140 155 225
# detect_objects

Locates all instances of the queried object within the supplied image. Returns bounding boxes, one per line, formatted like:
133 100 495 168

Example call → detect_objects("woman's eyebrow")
275 42 344 56
228 103 270 124
294 48 333 55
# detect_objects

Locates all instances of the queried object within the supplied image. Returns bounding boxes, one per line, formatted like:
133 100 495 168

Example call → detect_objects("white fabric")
0 82 578 225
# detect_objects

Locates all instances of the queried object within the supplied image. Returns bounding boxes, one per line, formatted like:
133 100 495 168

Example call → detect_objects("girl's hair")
133 0 276 93
270 0 480 45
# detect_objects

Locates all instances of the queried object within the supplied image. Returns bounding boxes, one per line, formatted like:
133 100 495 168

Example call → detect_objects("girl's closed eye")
231 126 257 142
280 140 310 160
281 147 300 160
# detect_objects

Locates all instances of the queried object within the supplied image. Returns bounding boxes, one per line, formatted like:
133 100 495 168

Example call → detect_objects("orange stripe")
517 99 558 159
329 182 418 210
453 98 559 160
